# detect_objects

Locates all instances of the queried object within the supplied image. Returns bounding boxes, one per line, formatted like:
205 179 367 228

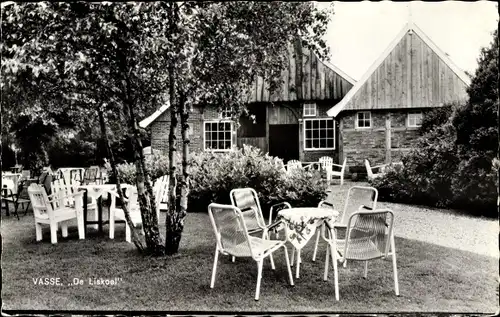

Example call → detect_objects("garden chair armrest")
331 163 344 168
268 202 291 225
48 191 84 203
304 162 319 171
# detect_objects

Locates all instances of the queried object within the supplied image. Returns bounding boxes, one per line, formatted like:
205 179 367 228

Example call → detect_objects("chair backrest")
28 183 54 219
343 209 394 261
153 175 169 210
340 186 378 225
229 188 266 231
51 178 76 208
319 156 333 171
364 159 374 179
83 166 100 185
208 203 254 258
286 160 302 173
70 168 85 184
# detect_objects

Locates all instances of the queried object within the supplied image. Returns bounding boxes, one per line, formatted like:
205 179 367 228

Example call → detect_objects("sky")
321 1 498 81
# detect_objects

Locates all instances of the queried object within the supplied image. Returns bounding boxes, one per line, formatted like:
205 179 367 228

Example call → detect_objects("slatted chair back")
153 175 169 210
83 166 100 185
340 186 378 225
286 160 302 173
70 168 85 185
208 203 254 258
28 183 54 220
51 179 76 209
229 188 266 232
343 209 394 261
319 156 333 171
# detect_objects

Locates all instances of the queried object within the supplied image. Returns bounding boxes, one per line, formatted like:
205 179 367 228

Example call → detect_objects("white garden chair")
153 175 169 213
229 187 291 263
331 158 347 185
27 183 85 244
286 160 303 173
322 208 399 300
311 186 378 263
319 156 334 182
109 185 142 243
364 159 387 180
51 178 99 230
208 203 294 300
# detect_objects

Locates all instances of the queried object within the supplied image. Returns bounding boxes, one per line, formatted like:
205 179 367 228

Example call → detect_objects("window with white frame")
304 118 335 150
204 121 233 151
356 111 371 129
407 112 423 127
303 103 317 117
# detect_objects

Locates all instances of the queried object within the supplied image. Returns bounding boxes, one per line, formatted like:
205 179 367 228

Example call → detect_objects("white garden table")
78 184 132 235
276 207 339 278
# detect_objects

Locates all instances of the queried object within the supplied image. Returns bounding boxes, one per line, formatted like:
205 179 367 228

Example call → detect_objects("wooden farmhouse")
327 22 471 167
140 40 355 164
141 22 470 169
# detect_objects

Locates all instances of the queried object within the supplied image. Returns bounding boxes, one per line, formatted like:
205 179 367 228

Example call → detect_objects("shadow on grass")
1 213 498 313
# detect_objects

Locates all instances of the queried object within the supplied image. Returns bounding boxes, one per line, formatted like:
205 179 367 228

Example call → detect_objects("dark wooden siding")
345 31 468 111
249 40 353 103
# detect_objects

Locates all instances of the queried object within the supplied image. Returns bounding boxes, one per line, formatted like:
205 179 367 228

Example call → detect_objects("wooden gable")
328 22 470 117
248 40 355 103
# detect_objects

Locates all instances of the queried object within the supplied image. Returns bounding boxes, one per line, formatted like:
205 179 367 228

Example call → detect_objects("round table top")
278 207 339 219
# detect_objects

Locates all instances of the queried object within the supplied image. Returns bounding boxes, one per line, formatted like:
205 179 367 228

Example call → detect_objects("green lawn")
1 182 498 313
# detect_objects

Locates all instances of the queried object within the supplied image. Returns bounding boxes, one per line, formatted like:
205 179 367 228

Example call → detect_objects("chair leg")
264 231 275 270
50 222 58 244
92 206 98 230
391 235 399 296
231 256 235 262
13 202 20 220
363 261 368 278
330 241 339 301
24 202 30 215
77 214 85 240
340 175 344 186
61 223 68 237
109 213 115 239
255 259 264 301
35 223 43 241
312 229 320 261
291 247 295 266
210 247 219 288
283 246 294 286
125 223 131 243
324 243 330 281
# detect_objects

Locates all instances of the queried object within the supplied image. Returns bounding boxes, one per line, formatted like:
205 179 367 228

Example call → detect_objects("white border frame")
355 111 372 129
303 117 336 151
203 120 234 152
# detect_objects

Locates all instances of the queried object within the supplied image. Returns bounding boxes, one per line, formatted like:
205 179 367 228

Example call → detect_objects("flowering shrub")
189 145 328 217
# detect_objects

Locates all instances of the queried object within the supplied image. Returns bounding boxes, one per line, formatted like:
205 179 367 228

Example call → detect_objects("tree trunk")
166 94 190 255
165 63 180 254
122 91 165 256
98 107 145 252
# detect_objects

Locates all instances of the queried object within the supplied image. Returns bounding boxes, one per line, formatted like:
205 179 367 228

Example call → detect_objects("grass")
1 182 498 313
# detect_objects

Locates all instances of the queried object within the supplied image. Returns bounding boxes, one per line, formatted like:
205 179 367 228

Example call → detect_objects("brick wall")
340 109 426 167
150 106 204 154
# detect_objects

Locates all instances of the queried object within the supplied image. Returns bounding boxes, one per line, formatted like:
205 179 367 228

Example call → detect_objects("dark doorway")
269 124 299 163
